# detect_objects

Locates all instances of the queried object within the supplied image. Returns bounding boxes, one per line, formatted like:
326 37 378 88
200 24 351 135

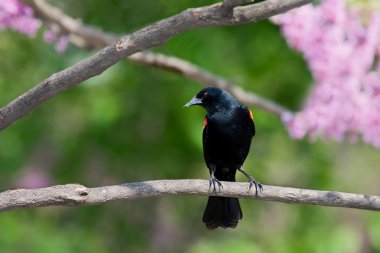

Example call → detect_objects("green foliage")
1 1 380 252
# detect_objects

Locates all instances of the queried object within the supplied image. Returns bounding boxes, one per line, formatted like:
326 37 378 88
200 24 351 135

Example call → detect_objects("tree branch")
0 0 308 131
25 0 290 117
23 0 116 49
42 0 292 117
1 180 379 212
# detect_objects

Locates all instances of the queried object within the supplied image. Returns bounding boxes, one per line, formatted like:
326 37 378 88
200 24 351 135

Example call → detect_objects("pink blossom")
0 0 40 36
54 35 69 52
15 168 52 189
43 30 56 43
44 30 69 52
273 0 380 148
0 0 68 52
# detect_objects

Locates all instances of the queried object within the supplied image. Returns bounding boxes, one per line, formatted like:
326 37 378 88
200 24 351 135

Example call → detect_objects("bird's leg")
209 165 223 192
238 167 263 195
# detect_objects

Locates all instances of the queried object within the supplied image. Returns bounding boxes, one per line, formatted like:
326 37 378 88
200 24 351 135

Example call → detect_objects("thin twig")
0 0 309 131
1 180 379 212
131 52 290 117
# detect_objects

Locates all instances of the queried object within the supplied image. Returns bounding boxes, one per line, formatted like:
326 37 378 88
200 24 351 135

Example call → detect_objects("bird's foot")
248 178 263 196
209 175 223 192
238 167 263 195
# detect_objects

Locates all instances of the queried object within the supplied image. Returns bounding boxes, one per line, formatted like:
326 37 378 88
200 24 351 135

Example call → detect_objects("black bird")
185 87 262 229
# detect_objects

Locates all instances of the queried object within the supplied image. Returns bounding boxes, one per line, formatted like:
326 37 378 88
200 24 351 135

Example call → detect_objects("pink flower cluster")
0 0 68 51
273 0 380 148
0 0 40 36
43 30 69 53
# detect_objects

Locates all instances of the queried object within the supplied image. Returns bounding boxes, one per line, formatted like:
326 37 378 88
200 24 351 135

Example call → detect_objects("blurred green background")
1 1 380 252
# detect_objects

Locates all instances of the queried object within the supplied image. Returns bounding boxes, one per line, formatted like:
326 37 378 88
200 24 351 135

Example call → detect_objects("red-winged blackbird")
185 87 262 229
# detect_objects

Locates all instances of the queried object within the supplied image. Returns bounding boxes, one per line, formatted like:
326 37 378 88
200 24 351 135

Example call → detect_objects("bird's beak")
184 96 202 108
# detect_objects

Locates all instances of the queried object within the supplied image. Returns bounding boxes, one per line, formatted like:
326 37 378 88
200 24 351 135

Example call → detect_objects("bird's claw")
209 175 223 192
248 178 263 196
238 167 262 196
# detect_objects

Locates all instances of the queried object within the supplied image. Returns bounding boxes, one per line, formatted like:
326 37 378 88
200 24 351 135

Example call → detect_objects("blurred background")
1 0 380 252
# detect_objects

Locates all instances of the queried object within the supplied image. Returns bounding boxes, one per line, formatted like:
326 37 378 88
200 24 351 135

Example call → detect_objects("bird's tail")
202 196 242 229
202 171 242 229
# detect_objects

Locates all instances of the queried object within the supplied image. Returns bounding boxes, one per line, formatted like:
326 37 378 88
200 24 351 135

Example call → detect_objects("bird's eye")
201 92 208 99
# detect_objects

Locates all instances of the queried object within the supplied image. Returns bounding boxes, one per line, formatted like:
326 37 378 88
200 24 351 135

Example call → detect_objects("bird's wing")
202 115 209 149
202 115 218 170
241 105 255 137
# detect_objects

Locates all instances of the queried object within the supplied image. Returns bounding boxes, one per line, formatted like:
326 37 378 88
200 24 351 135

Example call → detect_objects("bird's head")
184 87 239 114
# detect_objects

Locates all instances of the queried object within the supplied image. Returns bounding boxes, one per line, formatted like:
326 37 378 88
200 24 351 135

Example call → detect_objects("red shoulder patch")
248 108 254 120
203 116 208 129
